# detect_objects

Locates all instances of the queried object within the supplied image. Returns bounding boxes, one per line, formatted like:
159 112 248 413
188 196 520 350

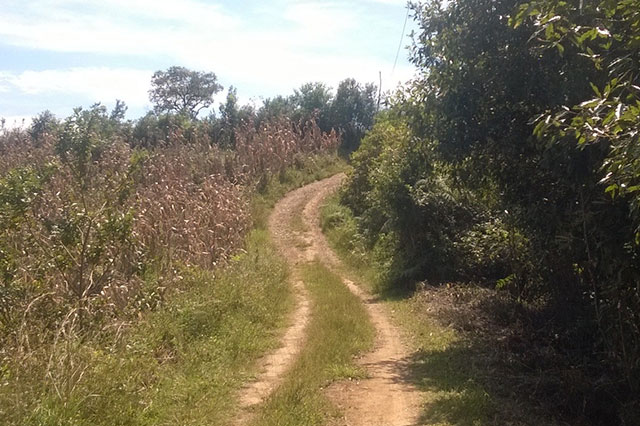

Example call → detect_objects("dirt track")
235 174 422 425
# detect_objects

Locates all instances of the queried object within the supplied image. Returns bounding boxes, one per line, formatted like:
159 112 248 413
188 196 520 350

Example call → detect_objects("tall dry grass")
0 114 339 406
136 145 249 270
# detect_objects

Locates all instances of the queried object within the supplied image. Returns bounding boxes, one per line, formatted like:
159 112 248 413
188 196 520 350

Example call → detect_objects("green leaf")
605 184 619 198
545 23 556 40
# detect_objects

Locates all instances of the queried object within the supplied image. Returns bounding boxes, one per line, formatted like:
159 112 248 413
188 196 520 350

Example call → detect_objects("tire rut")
234 175 345 424
305 174 423 426
234 174 422 425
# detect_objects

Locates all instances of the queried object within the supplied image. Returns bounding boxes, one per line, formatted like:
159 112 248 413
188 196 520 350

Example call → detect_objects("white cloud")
0 0 417 117
0 0 381 62
0 0 238 56
283 2 356 39
2 68 153 107
1 115 32 129
0 72 11 93
365 0 408 4
6 1 355 56
86 0 238 29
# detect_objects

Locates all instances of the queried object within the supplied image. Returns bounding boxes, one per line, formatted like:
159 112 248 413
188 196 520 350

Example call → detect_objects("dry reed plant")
0 114 339 402
234 116 340 179
135 144 249 270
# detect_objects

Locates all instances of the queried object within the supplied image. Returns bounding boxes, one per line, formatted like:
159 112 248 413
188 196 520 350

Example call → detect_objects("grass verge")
320 193 562 426
3 229 290 426
252 261 374 426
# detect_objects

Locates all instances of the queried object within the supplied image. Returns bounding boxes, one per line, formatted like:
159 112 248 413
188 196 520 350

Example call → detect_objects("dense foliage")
341 0 640 423
145 76 376 154
253 78 378 154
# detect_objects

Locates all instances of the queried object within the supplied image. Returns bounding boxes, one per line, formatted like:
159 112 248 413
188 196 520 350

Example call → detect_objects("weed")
0 113 341 424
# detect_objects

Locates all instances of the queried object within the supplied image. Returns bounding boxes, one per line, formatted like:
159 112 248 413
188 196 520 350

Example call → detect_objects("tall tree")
29 110 59 142
215 86 255 149
513 0 640 237
149 66 223 119
291 82 333 129
256 95 296 125
329 78 377 153
343 0 640 420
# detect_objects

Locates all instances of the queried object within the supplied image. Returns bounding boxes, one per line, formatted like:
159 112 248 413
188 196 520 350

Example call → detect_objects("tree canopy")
340 0 640 422
149 66 223 119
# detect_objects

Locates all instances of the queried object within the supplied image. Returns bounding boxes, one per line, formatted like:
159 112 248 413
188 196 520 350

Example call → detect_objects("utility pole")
377 71 382 112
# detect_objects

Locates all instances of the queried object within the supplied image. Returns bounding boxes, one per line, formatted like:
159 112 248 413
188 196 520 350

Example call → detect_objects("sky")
0 0 417 126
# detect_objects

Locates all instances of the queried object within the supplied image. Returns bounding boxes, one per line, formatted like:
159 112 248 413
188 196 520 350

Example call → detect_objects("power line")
392 6 410 77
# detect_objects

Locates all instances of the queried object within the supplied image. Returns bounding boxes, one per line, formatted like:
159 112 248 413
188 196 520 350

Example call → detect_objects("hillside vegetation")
3 0 640 423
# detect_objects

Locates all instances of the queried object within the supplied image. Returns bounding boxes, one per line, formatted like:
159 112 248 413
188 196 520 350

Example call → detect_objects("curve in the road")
235 174 422 425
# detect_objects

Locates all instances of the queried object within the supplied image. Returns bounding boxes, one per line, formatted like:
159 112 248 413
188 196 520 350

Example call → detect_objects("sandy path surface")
234 175 343 423
235 174 422 425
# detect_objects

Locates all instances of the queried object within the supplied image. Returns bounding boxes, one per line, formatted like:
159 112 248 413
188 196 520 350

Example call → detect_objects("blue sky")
0 0 416 125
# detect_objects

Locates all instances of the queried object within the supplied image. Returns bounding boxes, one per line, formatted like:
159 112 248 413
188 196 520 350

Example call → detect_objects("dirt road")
236 174 422 425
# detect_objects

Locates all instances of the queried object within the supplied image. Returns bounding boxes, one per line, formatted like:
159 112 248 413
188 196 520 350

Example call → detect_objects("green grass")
386 299 493 426
320 193 495 426
252 261 374 426
134 230 292 426
319 193 377 289
3 229 291 426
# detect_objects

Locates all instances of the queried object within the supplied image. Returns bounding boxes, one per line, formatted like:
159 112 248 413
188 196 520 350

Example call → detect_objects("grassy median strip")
253 261 374 426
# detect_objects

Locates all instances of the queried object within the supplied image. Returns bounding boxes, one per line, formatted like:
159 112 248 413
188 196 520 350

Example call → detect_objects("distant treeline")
14 69 378 155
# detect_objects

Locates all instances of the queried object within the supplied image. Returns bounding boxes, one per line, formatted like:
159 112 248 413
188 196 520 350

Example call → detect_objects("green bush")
338 0 640 421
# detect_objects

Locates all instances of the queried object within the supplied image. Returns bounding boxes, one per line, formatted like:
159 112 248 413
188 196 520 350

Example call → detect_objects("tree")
110 99 128 122
256 95 296 125
343 0 640 420
291 82 333 129
256 82 332 128
149 66 223 119
329 78 377 153
513 0 640 238
214 86 255 149
29 110 59 142
513 0 640 398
